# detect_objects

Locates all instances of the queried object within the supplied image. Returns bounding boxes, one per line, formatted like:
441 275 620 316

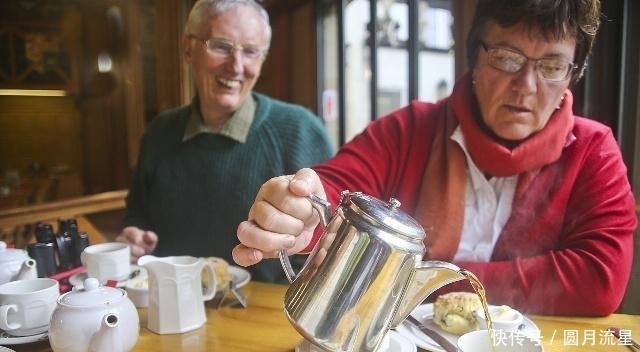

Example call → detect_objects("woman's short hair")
466 0 601 84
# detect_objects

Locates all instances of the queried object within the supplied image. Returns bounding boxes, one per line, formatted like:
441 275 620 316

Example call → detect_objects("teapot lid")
0 241 30 263
345 192 425 240
59 278 126 307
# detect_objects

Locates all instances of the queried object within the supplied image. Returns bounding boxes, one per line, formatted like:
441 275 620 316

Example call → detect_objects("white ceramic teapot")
48 278 139 352
0 241 37 285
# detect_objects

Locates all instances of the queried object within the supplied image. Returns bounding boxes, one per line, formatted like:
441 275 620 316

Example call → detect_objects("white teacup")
0 278 59 337
457 329 543 352
81 242 131 284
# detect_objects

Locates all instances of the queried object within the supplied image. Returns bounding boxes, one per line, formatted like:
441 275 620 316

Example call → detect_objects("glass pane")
345 0 373 143
418 1 454 101
329 0 454 145
376 0 409 117
320 2 341 149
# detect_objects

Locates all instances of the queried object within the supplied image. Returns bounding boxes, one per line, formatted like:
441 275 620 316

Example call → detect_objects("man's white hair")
184 0 271 49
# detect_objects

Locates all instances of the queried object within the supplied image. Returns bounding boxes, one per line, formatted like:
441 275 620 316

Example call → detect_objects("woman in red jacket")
233 0 636 316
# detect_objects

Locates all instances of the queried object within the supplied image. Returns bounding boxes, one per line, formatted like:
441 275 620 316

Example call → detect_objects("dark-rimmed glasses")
189 35 266 65
479 41 576 82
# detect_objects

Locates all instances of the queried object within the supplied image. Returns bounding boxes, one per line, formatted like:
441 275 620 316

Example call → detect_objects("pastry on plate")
433 291 482 335
206 256 230 291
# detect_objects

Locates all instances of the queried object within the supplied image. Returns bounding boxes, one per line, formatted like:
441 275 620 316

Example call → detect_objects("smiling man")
116 0 333 283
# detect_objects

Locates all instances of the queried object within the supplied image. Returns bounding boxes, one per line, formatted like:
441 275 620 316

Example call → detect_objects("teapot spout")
391 260 466 327
89 313 124 352
16 259 38 280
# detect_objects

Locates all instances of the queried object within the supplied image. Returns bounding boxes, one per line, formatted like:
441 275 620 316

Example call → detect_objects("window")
317 0 454 147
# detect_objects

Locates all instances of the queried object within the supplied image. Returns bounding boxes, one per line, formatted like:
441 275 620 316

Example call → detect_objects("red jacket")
313 78 636 316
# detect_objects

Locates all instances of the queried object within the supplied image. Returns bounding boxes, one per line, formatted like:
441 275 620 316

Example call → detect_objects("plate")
69 265 143 289
228 265 251 288
0 330 48 345
295 330 416 352
395 304 540 352
386 330 417 352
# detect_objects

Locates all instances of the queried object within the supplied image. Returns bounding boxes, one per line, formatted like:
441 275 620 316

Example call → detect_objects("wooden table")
531 313 640 351
5 217 640 352
6 280 640 352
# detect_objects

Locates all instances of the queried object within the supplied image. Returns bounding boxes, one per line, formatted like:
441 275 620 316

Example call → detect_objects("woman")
233 0 636 315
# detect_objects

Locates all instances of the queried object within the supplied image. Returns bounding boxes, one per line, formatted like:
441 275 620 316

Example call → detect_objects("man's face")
184 5 267 116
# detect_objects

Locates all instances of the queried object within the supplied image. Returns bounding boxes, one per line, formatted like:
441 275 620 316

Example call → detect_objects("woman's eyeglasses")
189 35 266 64
479 41 576 82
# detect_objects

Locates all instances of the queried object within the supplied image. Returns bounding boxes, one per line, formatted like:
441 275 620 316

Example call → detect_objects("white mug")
81 242 131 284
0 278 59 337
457 330 543 352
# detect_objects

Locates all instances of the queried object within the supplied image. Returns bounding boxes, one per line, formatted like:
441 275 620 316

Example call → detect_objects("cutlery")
608 327 640 351
216 281 248 308
406 315 457 352
230 280 247 308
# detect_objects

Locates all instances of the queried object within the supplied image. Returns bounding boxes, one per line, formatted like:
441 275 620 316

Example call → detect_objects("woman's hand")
233 168 325 267
115 226 158 263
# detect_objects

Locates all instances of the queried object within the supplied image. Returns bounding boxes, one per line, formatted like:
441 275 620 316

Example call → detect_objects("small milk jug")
138 255 216 334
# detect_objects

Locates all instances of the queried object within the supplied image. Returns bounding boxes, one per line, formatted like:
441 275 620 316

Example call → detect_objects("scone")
206 256 231 291
433 291 482 335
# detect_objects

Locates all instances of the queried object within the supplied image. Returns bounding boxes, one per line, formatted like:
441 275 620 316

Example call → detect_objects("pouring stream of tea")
460 269 496 352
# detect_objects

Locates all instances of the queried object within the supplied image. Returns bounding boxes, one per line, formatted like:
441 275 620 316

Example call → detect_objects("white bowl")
125 275 148 308
458 329 543 352
474 305 524 333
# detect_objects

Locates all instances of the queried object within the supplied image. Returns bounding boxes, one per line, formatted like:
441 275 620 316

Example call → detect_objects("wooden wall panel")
256 1 317 111
256 13 292 102
0 95 83 186
154 0 194 112
290 3 316 111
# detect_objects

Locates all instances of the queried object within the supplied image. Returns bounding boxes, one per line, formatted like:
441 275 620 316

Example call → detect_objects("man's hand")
115 226 158 263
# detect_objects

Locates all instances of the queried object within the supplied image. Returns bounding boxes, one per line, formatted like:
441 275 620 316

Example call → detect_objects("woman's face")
183 5 267 115
472 22 576 141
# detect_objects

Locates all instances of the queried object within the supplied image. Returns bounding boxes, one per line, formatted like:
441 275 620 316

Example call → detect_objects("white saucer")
0 330 48 345
295 330 416 352
69 265 143 289
229 265 251 288
395 304 540 352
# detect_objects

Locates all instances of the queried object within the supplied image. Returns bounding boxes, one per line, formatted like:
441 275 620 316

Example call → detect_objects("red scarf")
414 73 574 260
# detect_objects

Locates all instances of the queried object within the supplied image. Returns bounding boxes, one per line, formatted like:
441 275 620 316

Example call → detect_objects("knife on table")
406 315 458 352
608 326 640 351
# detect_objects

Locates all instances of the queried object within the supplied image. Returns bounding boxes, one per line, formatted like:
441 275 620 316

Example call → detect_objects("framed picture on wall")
0 22 75 90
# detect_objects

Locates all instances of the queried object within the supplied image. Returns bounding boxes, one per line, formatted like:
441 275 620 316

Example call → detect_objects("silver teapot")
279 191 467 352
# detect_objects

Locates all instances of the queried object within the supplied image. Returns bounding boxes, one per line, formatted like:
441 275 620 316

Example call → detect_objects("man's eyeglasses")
479 41 576 82
189 35 266 64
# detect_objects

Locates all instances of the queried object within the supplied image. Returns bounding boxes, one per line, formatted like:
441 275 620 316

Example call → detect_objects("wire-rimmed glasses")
189 35 266 65
479 41 577 82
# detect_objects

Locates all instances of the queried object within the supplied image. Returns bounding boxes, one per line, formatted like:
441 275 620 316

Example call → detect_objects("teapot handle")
279 194 332 283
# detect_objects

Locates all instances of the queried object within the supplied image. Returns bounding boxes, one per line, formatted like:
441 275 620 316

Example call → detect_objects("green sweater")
123 93 334 283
